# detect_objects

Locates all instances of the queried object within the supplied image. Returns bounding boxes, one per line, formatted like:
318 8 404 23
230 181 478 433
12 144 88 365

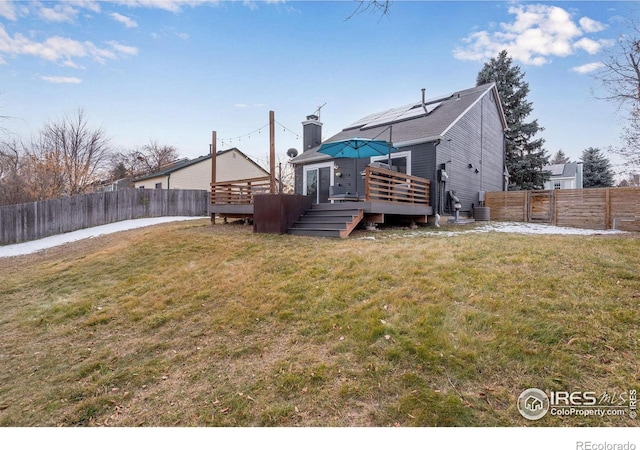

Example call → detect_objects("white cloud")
38 4 79 23
571 62 605 74
110 12 138 28
0 0 17 20
454 4 609 66
71 0 101 13
0 24 138 66
41 75 83 84
573 37 603 55
110 0 221 13
243 1 259 11
579 16 607 33
107 41 139 56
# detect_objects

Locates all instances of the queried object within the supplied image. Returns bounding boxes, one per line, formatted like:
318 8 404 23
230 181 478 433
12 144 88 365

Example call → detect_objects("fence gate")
528 190 554 223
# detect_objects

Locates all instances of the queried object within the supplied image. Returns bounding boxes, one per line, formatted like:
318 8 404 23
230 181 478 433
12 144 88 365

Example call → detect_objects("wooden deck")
210 167 432 227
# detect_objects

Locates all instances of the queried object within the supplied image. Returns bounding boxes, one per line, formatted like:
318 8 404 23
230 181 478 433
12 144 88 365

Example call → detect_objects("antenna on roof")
314 103 327 120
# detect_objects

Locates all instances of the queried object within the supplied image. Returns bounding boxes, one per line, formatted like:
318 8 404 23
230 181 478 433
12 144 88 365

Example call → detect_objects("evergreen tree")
550 149 570 164
581 147 614 188
477 50 549 190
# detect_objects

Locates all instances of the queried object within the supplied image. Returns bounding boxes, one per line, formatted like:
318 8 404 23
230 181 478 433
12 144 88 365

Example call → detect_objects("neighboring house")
290 83 508 215
93 177 133 192
133 148 269 191
543 163 583 190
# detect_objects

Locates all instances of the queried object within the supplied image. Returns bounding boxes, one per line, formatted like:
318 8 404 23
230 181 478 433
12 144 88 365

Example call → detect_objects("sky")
0 0 637 175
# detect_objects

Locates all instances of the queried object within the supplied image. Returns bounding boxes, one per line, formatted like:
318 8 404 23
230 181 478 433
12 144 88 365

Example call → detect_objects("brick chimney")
302 114 322 152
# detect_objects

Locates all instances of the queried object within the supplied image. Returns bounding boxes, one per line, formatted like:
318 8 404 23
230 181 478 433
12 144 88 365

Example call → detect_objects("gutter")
394 135 444 149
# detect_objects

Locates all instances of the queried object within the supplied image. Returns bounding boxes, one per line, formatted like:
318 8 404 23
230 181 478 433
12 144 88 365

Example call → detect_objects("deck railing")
365 166 430 205
211 176 271 205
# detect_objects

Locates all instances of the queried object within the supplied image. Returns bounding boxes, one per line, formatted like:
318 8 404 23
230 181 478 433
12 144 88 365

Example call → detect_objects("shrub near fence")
485 187 640 232
0 189 209 245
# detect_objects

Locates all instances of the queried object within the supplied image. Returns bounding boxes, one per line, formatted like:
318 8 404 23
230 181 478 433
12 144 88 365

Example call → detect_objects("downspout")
167 173 170 190
480 95 483 194
433 139 441 215
424 88 440 214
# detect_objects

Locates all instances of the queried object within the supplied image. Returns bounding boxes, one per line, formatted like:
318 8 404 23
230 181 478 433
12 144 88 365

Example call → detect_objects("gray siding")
436 92 505 213
406 142 437 208
294 165 303 194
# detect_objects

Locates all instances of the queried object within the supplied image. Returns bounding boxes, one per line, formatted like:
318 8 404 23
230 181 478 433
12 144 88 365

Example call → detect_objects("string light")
217 119 302 147
275 120 302 140
217 123 269 147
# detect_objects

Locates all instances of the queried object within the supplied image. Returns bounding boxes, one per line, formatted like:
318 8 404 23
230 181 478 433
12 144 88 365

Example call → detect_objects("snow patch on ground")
0 216 206 258
360 221 629 240
1 218 629 257
478 222 627 235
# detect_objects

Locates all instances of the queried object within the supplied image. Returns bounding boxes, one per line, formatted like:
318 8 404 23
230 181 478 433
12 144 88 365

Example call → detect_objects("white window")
554 182 561 190
370 150 411 175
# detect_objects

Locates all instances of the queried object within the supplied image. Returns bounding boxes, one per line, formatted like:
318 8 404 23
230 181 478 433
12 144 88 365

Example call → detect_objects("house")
133 148 269 191
289 83 508 217
92 177 133 193
543 162 583 190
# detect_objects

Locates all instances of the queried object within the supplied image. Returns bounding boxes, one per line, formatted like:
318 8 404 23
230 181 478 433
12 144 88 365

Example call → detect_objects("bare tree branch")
26 109 112 197
592 19 640 172
592 20 640 110
345 0 392 21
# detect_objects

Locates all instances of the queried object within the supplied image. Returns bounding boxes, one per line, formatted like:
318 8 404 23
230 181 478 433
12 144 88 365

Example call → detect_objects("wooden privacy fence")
485 187 640 231
0 189 209 245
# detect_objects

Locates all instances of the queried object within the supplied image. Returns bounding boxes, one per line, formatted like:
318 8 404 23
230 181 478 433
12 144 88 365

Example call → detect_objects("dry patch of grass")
0 220 638 426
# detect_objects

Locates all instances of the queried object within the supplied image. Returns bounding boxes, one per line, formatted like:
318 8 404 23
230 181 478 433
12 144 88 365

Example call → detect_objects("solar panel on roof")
345 100 443 131
344 109 390 130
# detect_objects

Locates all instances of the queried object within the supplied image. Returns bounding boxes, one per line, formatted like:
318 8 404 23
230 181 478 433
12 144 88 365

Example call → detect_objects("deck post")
211 130 217 224
269 110 276 194
365 167 371 201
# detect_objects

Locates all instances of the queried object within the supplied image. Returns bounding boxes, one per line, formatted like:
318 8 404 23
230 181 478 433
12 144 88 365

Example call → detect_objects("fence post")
605 187 611 230
552 190 557 226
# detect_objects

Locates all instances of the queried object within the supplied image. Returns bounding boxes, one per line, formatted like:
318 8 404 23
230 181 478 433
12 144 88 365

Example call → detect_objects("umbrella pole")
387 125 393 167
354 157 358 199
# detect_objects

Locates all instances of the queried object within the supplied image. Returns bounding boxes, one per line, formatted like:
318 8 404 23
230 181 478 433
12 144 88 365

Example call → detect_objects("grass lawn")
0 220 638 426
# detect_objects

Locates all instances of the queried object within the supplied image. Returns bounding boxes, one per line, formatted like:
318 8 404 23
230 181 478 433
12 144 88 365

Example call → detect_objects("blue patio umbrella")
317 138 396 159
318 138 397 198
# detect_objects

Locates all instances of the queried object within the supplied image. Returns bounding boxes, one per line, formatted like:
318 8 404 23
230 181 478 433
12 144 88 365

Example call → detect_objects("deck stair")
288 204 364 238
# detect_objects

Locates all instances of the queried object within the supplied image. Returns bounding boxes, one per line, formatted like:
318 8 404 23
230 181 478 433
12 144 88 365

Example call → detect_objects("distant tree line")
0 109 180 206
